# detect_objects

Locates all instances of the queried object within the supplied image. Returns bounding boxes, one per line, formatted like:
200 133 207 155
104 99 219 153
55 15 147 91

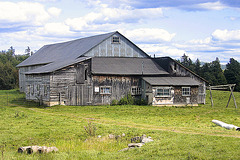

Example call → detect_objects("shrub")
118 93 134 105
84 121 97 137
111 99 119 106
134 98 148 105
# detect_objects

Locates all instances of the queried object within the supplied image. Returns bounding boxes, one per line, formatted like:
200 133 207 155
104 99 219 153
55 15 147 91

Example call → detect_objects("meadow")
0 89 240 160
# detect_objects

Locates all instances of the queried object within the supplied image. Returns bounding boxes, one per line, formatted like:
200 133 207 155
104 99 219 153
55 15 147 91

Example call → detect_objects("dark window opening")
85 69 88 80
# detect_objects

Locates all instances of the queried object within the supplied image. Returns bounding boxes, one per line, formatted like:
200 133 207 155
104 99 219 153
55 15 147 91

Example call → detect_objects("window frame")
112 36 120 43
182 87 191 96
156 87 171 97
100 86 111 94
131 86 141 95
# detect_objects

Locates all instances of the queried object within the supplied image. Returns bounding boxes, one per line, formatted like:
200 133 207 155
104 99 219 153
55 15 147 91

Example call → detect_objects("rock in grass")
128 143 144 148
18 146 58 154
108 134 115 139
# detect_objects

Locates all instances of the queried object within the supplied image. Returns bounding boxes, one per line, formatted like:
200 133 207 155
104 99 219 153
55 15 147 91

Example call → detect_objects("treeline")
180 54 240 91
0 47 29 90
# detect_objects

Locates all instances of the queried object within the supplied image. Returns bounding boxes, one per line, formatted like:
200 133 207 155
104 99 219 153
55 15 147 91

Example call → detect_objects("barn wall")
173 86 198 105
49 60 92 106
84 33 148 58
19 65 45 92
25 74 50 105
154 57 206 104
92 75 141 105
147 83 199 106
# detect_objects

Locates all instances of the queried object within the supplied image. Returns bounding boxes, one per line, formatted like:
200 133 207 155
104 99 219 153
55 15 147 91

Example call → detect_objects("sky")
1 0 240 64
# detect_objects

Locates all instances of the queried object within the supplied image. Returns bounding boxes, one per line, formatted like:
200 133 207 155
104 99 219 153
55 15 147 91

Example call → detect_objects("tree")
224 58 240 91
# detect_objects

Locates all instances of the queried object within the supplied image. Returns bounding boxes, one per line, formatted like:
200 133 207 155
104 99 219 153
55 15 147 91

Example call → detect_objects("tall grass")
0 89 240 159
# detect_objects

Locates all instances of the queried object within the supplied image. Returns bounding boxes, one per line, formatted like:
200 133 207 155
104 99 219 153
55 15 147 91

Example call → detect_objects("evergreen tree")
224 58 240 91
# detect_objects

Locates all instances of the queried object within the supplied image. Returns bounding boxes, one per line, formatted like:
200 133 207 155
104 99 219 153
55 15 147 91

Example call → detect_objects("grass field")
0 89 240 159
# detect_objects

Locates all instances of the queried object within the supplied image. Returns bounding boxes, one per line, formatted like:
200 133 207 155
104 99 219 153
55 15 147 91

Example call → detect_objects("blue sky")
1 0 240 64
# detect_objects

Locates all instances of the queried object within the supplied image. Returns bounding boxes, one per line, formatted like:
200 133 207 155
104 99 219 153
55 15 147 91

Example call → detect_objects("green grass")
0 89 240 159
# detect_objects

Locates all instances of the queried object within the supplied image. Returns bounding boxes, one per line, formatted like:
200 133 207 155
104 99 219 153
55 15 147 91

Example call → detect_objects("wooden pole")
230 86 237 109
209 86 213 107
226 90 232 108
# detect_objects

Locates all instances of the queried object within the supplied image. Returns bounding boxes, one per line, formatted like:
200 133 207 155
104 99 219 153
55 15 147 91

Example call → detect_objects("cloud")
123 28 176 43
65 7 163 31
212 29 240 41
0 2 61 29
86 0 233 10
48 7 61 17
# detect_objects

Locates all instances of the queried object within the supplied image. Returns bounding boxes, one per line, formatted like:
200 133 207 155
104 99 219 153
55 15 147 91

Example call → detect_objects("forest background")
1 47 240 91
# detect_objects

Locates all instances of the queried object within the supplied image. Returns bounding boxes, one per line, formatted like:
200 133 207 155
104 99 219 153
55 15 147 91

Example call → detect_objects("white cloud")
36 23 74 36
197 1 227 10
0 2 62 28
65 7 163 31
212 29 240 41
123 28 176 43
139 44 186 57
48 7 61 17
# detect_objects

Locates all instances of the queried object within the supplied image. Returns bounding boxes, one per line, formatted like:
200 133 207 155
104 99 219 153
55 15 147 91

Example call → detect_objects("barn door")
68 85 92 105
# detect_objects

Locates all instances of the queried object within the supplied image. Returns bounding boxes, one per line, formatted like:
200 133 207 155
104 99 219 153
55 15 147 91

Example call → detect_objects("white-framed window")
156 87 171 97
182 87 191 96
131 86 141 95
100 86 111 94
112 36 120 43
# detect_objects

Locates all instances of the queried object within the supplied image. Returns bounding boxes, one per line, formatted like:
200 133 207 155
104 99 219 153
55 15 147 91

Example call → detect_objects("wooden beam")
209 86 213 107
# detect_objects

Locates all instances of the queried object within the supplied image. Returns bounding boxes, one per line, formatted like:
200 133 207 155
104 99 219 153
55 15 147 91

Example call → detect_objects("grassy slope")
0 89 240 159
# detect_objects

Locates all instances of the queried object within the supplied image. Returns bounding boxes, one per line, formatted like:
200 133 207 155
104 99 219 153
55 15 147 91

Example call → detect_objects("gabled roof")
143 77 200 86
17 31 117 67
91 57 169 76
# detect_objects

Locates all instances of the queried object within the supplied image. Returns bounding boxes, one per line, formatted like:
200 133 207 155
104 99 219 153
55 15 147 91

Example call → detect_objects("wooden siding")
19 65 45 92
25 74 50 104
84 33 148 58
92 75 141 105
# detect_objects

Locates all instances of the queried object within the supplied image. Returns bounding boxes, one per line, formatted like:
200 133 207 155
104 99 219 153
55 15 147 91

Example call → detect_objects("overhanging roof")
91 57 169 76
143 77 200 86
25 57 90 74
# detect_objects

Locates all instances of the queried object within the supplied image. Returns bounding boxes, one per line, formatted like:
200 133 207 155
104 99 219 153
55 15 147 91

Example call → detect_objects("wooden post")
230 86 237 109
209 86 213 107
226 90 232 108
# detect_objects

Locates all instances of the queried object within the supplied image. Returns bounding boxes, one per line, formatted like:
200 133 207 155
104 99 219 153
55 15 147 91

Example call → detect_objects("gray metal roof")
143 77 200 86
92 57 169 75
17 31 116 67
25 57 91 74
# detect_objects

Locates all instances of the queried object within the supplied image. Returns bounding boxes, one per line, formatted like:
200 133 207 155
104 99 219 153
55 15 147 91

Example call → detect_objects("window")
182 87 190 96
44 85 49 97
31 85 34 95
131 86 141 95
100 86 111 94
112 36 120 43
156 87 171 97
85 69 88 80
27 85 30 94
37 84 40 96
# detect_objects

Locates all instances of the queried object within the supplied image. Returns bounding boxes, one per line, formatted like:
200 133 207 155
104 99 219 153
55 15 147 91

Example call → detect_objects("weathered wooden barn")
17 31 207 106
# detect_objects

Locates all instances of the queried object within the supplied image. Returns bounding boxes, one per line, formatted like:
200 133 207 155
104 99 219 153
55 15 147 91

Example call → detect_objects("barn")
17 31 207 106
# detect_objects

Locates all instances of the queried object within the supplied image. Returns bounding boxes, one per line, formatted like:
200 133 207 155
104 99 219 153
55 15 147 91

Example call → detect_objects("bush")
118 93 134 105
111 99 119 106
84 121 97 137
134 98 148 105
114 94 148 105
